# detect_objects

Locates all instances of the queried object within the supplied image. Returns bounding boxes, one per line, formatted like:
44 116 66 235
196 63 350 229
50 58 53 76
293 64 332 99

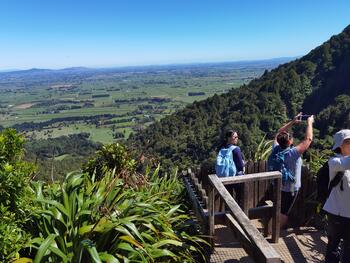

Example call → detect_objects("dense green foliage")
0 130 206 262
26 133 101 158
26 169 205 262
0 129 36 262
82 143 136 182
129 25 350 168
25 133 101 181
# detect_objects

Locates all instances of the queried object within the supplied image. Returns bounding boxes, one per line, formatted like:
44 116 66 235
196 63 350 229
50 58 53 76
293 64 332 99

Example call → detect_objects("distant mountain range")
129 25 350 168
0 58 295 79
0 66 93 77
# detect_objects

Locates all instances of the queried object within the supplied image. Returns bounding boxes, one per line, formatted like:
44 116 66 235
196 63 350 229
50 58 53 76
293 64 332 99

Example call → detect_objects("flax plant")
253 135 273 162
23 167 206 262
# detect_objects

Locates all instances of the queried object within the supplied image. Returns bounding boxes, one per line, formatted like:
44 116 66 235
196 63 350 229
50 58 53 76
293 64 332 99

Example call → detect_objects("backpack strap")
329 171 344 193
218 145 236 158
227 145 237 152
278 147 291 156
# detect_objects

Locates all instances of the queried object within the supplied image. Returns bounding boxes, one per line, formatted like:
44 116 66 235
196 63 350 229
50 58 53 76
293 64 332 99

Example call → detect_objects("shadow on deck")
211 225 327 263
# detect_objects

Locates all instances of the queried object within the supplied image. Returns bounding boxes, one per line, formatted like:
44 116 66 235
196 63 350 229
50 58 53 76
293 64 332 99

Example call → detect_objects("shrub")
0 129 36 262
82 143 137 183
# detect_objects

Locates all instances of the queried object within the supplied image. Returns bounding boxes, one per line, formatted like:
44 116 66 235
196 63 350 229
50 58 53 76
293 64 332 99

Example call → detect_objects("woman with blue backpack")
215 130 245 177
215 130 245 208
268 113 314 229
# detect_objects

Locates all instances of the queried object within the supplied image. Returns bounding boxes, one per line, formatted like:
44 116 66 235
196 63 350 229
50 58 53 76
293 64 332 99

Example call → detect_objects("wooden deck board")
210 225 326 263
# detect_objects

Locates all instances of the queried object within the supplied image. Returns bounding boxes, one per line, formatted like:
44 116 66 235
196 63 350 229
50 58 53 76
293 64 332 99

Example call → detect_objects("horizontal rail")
215 171 281 185
208 174 281 263
202 202 273 221
248 200 273 220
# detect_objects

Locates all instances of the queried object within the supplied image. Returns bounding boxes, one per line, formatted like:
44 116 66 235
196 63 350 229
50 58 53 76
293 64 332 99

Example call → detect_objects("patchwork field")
0 59 290 144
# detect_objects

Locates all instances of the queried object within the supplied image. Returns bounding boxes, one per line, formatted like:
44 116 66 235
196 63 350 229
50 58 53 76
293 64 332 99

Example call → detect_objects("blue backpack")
215 145 237 177
267 146 295 183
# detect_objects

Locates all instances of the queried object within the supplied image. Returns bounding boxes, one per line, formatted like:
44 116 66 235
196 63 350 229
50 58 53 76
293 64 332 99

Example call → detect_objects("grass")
0 64 267 144
27 123 115 144
54 154 70 161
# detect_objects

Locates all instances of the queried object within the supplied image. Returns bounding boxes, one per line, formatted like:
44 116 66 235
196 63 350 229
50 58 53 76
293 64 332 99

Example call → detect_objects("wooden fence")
208 172 282 262
195 160 317 226
183 160 317 262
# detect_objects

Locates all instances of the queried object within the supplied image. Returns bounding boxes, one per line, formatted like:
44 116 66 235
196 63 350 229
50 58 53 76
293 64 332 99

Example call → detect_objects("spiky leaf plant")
253 134 273 162
26 166 207 262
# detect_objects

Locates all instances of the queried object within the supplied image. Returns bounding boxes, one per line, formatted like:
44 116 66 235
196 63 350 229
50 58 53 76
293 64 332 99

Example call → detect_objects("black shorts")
281 191 298 215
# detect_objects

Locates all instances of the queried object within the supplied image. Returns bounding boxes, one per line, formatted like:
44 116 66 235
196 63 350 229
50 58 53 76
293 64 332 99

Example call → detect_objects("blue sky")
0 0 349 70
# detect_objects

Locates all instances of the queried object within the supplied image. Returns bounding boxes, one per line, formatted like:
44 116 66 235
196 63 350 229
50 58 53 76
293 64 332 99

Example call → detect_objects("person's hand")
293 112 303 124
307 115 314 124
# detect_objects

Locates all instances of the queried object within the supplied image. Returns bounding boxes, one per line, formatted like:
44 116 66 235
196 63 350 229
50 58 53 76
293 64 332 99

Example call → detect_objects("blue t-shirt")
272 143 302 192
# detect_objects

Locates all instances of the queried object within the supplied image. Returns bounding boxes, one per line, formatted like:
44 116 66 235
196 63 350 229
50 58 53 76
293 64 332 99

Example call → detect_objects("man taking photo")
268 113 314 229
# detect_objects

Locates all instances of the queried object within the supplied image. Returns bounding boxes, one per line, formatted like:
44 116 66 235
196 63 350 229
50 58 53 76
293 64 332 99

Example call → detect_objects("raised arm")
274 112 302 144
295 115 314 154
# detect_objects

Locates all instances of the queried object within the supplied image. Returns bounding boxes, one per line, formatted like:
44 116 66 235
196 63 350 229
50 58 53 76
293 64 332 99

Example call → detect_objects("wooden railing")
183 160 317 262
208 172 282 263
196 160 316 226
196 160 274 213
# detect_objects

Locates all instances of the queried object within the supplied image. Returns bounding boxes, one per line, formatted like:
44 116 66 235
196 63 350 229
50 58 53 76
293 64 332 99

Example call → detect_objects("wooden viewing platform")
183 161 326 263
211 225 327 262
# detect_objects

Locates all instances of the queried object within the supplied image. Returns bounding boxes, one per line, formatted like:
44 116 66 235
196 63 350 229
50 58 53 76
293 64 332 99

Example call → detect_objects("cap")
332 129 350 150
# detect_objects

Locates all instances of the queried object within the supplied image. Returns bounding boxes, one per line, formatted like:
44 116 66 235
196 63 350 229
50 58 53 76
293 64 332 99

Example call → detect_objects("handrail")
208 172 282 263
219 171 281 185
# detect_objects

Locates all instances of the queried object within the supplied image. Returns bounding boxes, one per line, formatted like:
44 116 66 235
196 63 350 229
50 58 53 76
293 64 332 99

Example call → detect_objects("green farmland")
0 60 288 144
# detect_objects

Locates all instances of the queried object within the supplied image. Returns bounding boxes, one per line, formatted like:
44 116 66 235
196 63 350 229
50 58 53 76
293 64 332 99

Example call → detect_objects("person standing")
215 130 245 208
268 113 314 229
323 129 350 263
218 130 245 175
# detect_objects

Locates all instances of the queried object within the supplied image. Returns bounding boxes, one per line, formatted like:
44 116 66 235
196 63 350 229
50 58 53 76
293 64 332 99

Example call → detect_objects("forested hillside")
24 133 102 181
129 25 350 168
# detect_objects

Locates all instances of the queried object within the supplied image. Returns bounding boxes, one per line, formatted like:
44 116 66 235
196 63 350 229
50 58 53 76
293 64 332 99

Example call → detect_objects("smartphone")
297 115 312 121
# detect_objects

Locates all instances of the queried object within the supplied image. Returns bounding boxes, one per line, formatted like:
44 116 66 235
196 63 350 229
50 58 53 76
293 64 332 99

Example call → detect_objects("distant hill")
0 67 92 78
129 25 350 168
0 58 294 82
7 68 52 75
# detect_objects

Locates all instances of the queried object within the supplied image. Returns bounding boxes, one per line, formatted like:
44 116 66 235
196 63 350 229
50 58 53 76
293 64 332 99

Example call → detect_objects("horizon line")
0 56 299 73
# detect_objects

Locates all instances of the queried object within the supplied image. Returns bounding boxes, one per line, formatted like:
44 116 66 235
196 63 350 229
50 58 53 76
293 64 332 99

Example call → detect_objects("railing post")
242 182 249 214
272 177 281 243
208 173 281 262
208 185 215 242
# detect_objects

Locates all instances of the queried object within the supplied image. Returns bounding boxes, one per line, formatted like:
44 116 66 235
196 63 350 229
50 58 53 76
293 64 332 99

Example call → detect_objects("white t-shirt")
323 154 350 218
